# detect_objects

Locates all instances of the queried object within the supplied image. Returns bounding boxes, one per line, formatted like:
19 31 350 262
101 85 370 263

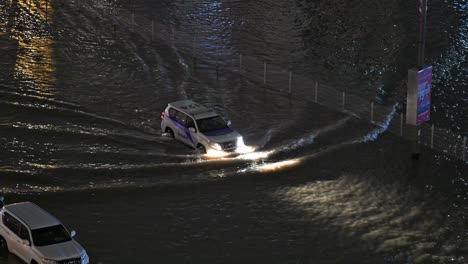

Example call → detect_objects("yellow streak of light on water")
13 0 56 96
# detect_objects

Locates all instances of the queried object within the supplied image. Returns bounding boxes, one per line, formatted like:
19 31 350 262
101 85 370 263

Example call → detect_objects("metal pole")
263 62 266 85
400 113 404 137
417 129 421 144
215 46 219 74
192 36 197 69
151 20 154 41
314 80 318 103
405 0 428 160
239 53 242 73
342 92 345 110
412 124 421 160
463 137 466 162
418 0 428 69
431 124 434 148
412 126 421 160
172 26 175 44
370 102 374 123
192 36 196 55
288 71 292 94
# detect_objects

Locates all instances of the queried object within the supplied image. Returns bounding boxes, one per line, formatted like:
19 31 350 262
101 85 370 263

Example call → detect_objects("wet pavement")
0 0 467 263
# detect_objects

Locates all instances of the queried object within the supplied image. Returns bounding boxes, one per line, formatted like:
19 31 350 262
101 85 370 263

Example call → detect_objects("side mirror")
189 127 196 133
227 120 232 126
70 230 76 238
22 239 30 246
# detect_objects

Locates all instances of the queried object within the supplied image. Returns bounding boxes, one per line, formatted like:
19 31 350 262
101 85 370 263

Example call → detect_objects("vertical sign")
406 66 432 126
416 66 432 125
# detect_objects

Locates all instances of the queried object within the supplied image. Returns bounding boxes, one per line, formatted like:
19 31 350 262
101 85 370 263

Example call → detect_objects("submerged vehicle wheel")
165 128 174 138
197 144 206 154
0 236 8 256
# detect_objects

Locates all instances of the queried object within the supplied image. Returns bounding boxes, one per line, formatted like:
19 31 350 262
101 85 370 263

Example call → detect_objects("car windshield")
196 116 228 133
31 225 72 247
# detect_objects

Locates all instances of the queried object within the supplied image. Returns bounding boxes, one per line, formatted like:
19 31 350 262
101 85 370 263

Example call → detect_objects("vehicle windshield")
31 225 72 247
196 116 228 133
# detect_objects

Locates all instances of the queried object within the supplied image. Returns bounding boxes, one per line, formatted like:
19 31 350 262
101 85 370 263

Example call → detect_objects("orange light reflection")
13 0 56 96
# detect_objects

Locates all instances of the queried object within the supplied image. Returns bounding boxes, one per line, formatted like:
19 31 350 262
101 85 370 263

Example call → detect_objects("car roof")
169 100 218 119
5 202 61 230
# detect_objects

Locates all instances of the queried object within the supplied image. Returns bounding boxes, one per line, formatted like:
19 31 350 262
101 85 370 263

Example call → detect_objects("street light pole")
417 0 428 69
407 0 429 160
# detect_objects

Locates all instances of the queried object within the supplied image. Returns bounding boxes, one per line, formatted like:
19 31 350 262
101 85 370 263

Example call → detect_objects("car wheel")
0 236 8 256
165 128 174 138
197 144 206 154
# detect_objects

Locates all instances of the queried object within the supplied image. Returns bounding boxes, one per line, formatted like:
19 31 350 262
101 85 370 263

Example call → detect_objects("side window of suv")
169 108 176 119
18 224 30 243
3 212 21 237
174 111 188 126
186 118 195 130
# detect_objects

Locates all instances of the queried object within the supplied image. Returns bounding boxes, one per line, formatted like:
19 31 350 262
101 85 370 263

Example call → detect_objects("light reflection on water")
277 175 468 263
0 0 58 177
14 37 56 94
431 1 468 133
16 0 53 21
12 0 56 96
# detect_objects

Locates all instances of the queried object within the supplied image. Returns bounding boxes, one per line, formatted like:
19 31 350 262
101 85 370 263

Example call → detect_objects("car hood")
36 239 84 260
203 128 240 143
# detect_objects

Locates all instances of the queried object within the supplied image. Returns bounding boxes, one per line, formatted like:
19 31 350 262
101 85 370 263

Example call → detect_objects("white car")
0 198 89 264
161 100 245 155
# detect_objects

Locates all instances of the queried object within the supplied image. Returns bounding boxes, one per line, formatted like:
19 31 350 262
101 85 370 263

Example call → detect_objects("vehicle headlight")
81 252 89 264
41 259 57 264
210 142 222 151
237 136 245 148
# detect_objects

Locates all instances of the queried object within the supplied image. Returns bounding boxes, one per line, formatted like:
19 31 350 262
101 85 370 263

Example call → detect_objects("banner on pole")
406 66 432 126
416 66 432 125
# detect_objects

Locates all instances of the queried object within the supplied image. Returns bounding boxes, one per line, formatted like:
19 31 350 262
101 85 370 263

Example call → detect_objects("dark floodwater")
0 0 467 263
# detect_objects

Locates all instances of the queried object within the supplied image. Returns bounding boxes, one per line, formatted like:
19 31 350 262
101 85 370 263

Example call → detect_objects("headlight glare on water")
237 136 245 148
210 142 222 151
41 259 57 264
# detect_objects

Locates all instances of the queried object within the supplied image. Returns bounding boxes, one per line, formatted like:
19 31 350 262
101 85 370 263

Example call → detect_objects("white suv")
0 198 89 264
161 100 246 155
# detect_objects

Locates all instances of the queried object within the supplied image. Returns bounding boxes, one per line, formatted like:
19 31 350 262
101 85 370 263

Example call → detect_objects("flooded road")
0 0 467 263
